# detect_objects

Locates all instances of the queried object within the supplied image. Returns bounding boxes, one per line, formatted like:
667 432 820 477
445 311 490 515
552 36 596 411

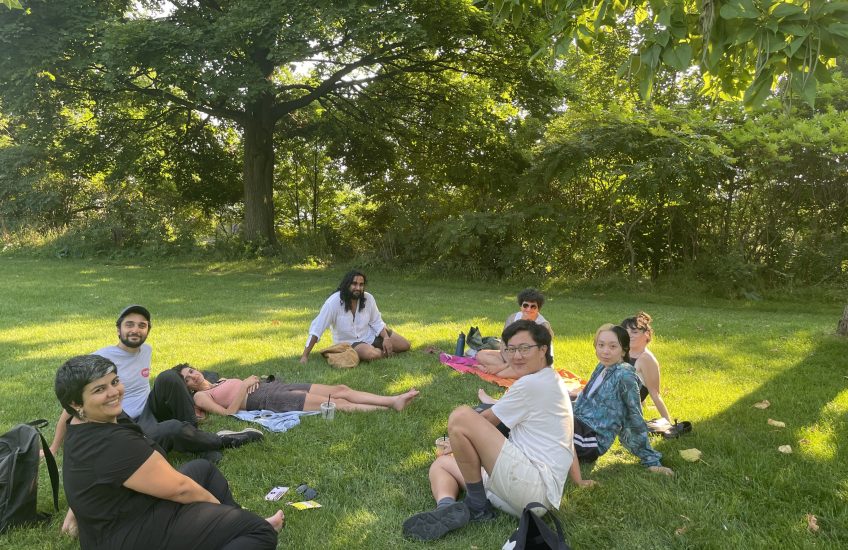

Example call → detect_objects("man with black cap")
49 305 262 458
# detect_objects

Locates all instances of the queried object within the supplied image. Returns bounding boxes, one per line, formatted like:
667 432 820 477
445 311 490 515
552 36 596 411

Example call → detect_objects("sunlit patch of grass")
0 258 846 548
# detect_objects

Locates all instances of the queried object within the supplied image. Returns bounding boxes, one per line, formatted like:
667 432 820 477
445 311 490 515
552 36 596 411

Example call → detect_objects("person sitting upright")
571 323 673 476
300 270 411 364
54 354 283 550
402 320 585 542
475 288 554 378
621 311 673 424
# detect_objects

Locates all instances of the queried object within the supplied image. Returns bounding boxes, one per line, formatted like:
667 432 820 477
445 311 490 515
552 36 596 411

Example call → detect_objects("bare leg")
387 331 411 353
448 406 505 484
477 388 498 405
303 394 385 412
308 384 420 411
429 454 466 501
475 350 512 376
354 343 384 362
265 510 285 532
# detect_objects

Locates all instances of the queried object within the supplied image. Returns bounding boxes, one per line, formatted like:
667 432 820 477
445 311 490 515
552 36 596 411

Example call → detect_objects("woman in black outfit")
55 354 283 550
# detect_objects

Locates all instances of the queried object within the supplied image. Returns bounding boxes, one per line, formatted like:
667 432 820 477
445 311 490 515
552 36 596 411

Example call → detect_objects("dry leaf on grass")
767 418 786 428
806 514 819 533
778 445 793 454
675 526 688 536
679 448 702 462
753 400 770 409
799 438 811 445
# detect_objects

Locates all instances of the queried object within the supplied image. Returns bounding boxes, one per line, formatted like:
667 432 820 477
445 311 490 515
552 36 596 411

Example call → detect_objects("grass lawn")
0 257 846 549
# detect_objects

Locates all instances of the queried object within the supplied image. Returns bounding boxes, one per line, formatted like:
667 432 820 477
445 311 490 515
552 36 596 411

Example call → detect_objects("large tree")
0 0 532 243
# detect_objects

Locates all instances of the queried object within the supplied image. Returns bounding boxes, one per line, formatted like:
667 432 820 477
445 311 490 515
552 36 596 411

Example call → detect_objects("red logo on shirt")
141 368 150 378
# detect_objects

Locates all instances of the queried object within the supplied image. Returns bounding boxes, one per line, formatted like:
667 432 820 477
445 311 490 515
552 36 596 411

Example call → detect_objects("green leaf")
827 23 848 39
732 24 759 45
780 23 808 36
800 73 816 106
771 3 805 17
640 44 662 68
720 0 760 19
1 0 23 8
786 35 807 57
743 69 775 106
662 42 693 70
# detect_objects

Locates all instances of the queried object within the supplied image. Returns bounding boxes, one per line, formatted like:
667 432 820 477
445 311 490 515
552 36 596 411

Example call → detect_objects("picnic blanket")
231 410 319 433
439 352 586 392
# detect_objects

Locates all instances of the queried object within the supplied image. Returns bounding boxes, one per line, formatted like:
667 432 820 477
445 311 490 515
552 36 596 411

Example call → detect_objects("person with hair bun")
621 312 672 424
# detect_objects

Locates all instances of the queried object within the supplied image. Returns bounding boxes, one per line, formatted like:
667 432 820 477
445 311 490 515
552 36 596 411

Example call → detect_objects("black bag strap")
524 502 570 550
28 419 60 512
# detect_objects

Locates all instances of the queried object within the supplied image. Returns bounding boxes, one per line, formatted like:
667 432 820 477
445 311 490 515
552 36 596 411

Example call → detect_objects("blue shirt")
573 362 662 467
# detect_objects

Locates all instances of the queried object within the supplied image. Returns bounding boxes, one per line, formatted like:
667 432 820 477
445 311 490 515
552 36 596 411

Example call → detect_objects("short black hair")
517 288 545 309
502 319 553 366
116 305 151 328
55 354 118 419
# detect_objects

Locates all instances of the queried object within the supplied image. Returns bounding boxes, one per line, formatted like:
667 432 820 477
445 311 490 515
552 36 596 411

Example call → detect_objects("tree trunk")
838 305 848 336
242 100 277 245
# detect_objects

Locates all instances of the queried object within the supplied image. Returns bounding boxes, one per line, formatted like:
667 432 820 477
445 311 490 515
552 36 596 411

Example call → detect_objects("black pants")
135 370 222 454
116 459 277 550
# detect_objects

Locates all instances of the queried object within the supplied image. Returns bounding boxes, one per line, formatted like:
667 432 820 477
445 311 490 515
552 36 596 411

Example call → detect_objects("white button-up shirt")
306 291 386 346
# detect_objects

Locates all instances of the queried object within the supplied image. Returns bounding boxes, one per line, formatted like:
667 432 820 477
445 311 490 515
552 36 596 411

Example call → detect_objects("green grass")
0 257 846 549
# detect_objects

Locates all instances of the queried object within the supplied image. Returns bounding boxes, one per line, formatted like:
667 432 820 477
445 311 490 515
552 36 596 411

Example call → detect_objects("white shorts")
483 439 550 517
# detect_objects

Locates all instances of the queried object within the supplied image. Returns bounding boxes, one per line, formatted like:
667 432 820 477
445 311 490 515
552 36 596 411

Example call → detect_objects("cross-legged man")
300 270 410 363
403 320 589 541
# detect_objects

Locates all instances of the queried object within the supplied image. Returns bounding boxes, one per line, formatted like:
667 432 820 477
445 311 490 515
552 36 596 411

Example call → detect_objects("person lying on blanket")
475 288 554 379
174 364 419 415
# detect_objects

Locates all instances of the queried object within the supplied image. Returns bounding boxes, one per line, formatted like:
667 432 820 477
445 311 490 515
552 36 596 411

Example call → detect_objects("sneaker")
217 428 263 448
402 501 470 541
468 501 496 522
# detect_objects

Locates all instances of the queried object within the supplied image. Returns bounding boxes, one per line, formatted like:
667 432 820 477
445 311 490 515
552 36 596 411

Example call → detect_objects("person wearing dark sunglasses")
475 288 554 379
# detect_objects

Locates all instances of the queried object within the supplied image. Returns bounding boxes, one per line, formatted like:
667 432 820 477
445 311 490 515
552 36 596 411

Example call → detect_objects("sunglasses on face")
296 484 318 500
521 303 538 310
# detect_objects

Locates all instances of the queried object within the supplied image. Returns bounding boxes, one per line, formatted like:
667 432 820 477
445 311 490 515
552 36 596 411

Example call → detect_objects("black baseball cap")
116 305 151 327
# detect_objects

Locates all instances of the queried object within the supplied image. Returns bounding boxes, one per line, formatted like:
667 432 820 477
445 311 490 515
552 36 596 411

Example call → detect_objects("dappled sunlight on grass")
385 373 434 394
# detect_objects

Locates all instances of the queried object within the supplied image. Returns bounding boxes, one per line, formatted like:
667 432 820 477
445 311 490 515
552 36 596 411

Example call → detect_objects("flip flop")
662 421 693 439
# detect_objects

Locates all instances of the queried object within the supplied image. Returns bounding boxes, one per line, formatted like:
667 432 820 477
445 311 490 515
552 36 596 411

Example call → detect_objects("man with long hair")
300 270 410 363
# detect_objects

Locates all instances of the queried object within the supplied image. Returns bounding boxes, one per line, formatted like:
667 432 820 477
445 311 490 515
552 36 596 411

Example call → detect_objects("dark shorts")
352 328 393 349
245 380 313 413
573 416 601 462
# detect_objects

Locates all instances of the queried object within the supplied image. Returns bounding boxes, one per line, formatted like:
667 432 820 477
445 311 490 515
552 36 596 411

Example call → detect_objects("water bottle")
455 331 466 356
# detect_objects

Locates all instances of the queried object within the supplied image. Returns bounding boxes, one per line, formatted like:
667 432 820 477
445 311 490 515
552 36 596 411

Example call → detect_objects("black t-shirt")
63 419 163 549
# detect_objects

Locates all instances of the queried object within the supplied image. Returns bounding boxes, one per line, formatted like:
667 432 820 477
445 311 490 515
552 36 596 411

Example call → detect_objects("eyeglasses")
296 484 318 500
502 344 542 357
520 302 538 310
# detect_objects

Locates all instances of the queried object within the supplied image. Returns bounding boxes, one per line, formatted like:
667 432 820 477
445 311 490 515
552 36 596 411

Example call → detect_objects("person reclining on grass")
49 306 263 459
55 354 283 550
402 320 590 542
569 323 673 475
175 364 420 414
474 288 554 379
300 270 411 364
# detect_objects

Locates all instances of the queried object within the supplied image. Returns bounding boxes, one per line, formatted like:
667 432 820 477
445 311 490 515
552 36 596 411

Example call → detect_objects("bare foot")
61 509 78 538
477 388 497 405
266 510 285 532
423 345 440 354
392 389 420 411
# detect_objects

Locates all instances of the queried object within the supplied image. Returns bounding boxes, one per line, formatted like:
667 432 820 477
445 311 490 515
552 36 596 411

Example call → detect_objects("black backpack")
0 419 60 533
502 502 571 550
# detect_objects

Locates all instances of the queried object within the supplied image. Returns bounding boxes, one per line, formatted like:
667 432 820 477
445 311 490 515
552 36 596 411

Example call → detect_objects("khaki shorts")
483 439 551 517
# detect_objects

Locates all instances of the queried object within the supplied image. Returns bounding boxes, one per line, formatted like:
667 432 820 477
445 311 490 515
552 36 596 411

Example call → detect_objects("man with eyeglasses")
403 320 589 541
475 288 554 378
300 269 410 364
